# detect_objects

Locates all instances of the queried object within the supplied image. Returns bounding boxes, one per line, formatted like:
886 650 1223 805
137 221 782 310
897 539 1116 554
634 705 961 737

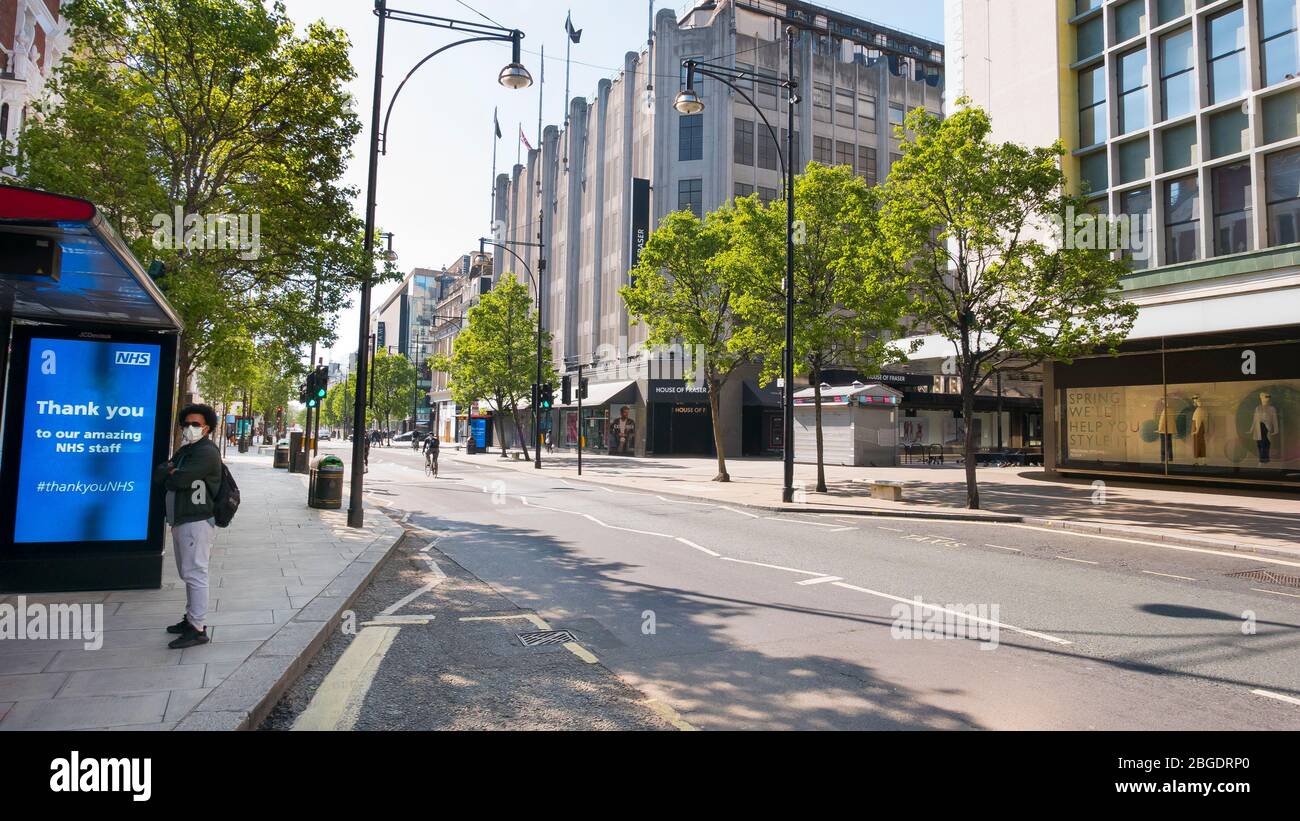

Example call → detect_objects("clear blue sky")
276 1 945 364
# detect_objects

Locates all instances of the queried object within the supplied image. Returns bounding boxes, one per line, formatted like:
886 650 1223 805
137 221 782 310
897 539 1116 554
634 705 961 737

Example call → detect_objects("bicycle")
425 451 438 478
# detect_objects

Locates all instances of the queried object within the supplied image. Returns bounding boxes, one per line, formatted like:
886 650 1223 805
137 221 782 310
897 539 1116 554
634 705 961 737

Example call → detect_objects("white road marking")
292 626 400 731
718 505 761 519
984 544 1022 553
1251 689 1300 707
765 516 848 529
658 496 716 507
1057 556 1100 565
1251 587 1300 600
676 537 722 557
363 615 435 626
796 575 843 585
830 582 1072 646
582 512 674 538
826 526 858 532
1005 523 1300 569
878 526 905 532
377 553 447 617
1140 570 1198 581
720 557 827 577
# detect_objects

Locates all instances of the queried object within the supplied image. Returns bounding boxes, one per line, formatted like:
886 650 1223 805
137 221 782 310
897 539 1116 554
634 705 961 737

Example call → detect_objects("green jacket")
154 438 222 526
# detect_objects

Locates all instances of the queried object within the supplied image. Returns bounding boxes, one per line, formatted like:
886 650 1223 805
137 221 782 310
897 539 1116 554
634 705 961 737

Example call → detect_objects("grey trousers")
172 520 216 630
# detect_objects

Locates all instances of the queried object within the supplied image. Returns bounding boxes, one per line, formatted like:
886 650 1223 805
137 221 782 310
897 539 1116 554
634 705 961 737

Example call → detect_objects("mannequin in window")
1252 392 1280 464
1191 395 1208 466
1155 397 1175 462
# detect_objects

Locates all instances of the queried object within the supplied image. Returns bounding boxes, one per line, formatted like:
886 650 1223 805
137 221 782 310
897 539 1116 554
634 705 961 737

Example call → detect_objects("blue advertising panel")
13 336 162 543
471 417 488 449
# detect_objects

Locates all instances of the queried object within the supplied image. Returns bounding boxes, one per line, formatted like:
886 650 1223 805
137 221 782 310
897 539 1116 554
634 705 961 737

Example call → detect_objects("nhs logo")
114 351 152 366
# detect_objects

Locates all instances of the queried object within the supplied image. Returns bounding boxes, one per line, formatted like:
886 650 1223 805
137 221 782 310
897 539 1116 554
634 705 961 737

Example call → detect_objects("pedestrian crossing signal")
540 383 554 410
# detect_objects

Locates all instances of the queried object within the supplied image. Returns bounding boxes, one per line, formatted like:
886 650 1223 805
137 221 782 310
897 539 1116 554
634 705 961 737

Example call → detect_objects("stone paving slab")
0 449 402 731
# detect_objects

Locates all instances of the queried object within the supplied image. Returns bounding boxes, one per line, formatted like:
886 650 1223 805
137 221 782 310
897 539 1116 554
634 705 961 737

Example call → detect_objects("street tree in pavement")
369 350 419 438
623 207 759 482
6 0 395 418
875 101 1137 509
729 163 909 494
431 275 555 459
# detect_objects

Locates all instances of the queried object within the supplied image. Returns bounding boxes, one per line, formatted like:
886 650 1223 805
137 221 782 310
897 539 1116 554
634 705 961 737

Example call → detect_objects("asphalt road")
266 441 1300 731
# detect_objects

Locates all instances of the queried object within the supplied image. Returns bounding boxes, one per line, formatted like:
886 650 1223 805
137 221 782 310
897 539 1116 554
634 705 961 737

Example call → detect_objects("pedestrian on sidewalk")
154 404 223 649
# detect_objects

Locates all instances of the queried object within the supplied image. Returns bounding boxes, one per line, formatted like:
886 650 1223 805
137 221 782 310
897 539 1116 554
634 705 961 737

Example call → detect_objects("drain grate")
517 629 577 647
1227 568 1300 589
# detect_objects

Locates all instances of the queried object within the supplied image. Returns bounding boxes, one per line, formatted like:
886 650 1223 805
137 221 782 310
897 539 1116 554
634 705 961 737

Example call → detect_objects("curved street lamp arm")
381 34 511 155
690 65 788 178
480 239 537 292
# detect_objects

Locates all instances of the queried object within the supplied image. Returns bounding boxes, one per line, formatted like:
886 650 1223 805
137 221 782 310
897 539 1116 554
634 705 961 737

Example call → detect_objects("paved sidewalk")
0 449 402 731
449 448 1300 559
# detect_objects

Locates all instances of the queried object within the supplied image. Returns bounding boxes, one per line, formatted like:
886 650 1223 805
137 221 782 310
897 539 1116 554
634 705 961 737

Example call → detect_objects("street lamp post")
473 236 545 470
676 26 799 503
348 0 532 528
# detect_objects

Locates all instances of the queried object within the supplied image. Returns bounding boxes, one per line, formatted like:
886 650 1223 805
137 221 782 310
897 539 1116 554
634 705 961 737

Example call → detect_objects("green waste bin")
308 455 345 509
273 439 290 469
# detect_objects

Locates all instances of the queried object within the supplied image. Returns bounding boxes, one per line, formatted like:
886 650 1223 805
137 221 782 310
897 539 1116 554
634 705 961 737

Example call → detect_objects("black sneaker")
168 626 209 649
166 616 191 634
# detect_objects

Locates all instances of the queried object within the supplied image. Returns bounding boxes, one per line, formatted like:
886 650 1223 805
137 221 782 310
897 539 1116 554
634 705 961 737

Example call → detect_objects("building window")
1157 0 1191 25
835 87 855 128
888 103 905 129
678 178 703 215
1266 148 1300 245
758 186 778 204
858 94 876 132
1119 47 1150 134
734 182 754 200
813 82 831 122
1260 0 1299 87
1119 186 1152 270
1213 161 1254 256
890 152 903 167
734 118 754 166
1263 88 1300 144
679 113 703 162
1079 65 1108 147
1160 28 1196 121
814 135 833 164
1208 6 1249 104
1080 149 1108 195
1077 15 1104 62
1114 0 1146 43
1164 175 1201 264
836 140 855 169
0 103 7 145
758 126 780 170
859 145 878 185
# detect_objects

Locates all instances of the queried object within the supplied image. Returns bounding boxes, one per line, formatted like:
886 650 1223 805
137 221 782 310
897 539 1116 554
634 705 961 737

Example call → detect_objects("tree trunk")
495 397 509 457
962 380 980 509
174 334 194 450
813 367 827 493
510 399 530 461
709 378 729 482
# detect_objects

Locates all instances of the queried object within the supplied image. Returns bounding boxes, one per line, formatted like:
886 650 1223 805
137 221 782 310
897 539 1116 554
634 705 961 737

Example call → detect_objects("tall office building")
948 0 1300 487
493 0 944 458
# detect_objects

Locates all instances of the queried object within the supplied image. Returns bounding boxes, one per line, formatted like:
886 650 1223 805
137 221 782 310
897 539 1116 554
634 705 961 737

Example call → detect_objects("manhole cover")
1226 568 1300 589
517 629 577 647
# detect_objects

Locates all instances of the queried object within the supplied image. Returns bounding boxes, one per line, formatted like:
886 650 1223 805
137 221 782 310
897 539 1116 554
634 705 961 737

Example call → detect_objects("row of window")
1109 146 1300 267
1078 0 1299 147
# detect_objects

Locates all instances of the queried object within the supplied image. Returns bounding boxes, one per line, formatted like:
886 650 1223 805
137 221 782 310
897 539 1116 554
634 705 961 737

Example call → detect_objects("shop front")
551 380 639 455
646 379 714 456
1049 328 1300 486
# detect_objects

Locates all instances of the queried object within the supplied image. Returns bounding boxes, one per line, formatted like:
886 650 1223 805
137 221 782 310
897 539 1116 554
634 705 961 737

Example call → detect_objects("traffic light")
539 382 554 410
298 382 309 404
561 374 572 405
313 365 328 404
304 366 328 409
579 377 589 400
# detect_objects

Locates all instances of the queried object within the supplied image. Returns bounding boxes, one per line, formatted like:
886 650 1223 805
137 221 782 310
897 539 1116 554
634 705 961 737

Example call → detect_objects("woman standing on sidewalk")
153 404 223 649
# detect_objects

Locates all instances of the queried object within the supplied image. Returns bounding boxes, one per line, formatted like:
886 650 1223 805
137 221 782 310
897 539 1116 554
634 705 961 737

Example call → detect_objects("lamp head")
674 88 705 115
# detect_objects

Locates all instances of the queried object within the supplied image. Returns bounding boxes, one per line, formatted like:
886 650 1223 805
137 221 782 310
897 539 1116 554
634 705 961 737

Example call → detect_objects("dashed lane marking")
676 537 722 558
984 544 1022 553
796 576 843 585
1252 689 1300 707
1056 556 1099 565
765 516 852 529
1251 587 1300 600
720 557 827 577
1140 570 1198 581
830 581 1072 646
718 505 761 519
1004 523 1300 569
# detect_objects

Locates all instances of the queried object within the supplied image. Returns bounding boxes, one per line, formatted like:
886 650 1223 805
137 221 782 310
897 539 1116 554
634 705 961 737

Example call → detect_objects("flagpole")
517 121 522 166
563 12 572 168
490 105 498 233
536 43 544 160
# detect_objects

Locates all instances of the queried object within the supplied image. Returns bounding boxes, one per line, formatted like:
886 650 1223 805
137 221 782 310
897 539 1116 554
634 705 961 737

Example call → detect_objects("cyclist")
422 433 440 475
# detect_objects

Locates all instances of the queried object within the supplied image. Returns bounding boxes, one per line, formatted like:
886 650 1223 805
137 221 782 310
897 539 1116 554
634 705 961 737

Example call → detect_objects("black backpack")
214 462 240 527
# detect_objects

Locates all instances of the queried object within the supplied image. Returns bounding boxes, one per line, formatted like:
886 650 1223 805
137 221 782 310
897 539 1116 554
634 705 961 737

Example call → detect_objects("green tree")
370 350 418 437
623 207 758 481
432 275 554 459
730 164 909 492
7 0 392 416
877 102 1138 509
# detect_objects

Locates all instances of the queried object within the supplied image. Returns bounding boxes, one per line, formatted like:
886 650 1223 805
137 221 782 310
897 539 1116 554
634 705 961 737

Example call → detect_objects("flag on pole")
565 12 582 44
520 126 534 152
494 110 502 140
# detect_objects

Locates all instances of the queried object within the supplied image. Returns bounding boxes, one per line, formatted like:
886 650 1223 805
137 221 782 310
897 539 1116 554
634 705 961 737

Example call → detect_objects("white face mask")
181 424 206 444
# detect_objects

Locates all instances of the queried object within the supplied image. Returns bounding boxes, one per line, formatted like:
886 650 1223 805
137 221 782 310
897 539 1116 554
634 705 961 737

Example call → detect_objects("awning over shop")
0 185 181 331
553 379 638 409
743 379 782 407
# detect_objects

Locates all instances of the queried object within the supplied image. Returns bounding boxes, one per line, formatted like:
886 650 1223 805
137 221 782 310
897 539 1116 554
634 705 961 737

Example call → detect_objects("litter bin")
308 455 345 509
465 436 477 455
289 431 307 473
273 439 290 469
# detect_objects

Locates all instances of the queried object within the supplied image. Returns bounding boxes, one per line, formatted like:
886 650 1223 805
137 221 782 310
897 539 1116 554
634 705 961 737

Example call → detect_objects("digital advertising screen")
1 327 176 552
